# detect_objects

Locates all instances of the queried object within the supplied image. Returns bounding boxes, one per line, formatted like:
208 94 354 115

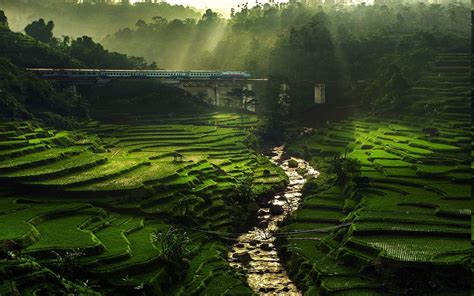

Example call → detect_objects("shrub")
288 159 298 168
235 176 255 204
151 226 190 267
331 154 361 181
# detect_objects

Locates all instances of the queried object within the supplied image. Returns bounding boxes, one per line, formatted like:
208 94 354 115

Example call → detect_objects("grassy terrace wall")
0 113 288 294
279 53 471 295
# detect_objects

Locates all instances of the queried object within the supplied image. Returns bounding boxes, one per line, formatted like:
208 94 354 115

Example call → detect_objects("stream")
228 145 320 295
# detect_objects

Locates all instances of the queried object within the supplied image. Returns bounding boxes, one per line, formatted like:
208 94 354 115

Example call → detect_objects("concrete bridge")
28 68 326 109
28 68 270 110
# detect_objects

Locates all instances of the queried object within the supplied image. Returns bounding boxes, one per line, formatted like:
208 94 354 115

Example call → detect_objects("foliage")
69 36 153 69
97 2 469 114
0 10 8 28
0 58 89 127
151 226 190 266
25 19 55 44
288 159 299 168
51 249 85 279
1 1 200 39
173 194 200 219
83 80 210 118
235 176 255 205
331 154 361 180
0 11 153 69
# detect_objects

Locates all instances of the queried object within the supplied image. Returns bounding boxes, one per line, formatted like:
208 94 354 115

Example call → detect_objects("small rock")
232 252 252 263
282 287 290 292
269 204 284 215
260 243 272 252
235 243 245 249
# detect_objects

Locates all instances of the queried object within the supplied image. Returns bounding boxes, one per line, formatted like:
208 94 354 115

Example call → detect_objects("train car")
28 69 252 80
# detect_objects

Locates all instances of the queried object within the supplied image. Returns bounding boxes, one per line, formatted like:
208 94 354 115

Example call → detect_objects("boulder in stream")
260 243 273 252
269 204 284 215
233 252 252 263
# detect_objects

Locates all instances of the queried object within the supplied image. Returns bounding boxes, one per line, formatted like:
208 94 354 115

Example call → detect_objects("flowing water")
228 146 320 295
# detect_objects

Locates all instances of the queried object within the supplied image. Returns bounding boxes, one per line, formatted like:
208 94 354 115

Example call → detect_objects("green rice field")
278 53 472 295
0 113 287 294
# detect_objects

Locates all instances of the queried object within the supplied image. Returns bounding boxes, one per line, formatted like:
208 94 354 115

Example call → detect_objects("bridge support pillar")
243 83 255 112
314 83 326 104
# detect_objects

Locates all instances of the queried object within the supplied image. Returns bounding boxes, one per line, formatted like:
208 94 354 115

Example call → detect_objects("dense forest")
101 2 470 116
0 1 471 295
0 0 201 39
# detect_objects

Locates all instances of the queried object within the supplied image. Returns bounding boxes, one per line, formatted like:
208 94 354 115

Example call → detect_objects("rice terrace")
0 0 471 295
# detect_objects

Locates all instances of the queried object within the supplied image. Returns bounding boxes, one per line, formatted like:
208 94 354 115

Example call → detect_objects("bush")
151 226 190 266
331 154 361 181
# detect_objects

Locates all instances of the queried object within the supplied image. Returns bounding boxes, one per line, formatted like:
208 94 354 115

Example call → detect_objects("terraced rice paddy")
279 53 472 294
0 113 288 294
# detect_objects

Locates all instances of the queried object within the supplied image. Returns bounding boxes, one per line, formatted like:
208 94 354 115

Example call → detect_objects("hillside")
0 113 287 294
279 53 471 295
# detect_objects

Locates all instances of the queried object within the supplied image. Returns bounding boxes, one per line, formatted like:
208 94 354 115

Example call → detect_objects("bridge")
28 68 270 109
28 68 326 108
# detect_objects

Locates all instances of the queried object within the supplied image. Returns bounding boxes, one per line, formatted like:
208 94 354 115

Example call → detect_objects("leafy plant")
151 226 190 266
51 248 85 279
331 154 361 180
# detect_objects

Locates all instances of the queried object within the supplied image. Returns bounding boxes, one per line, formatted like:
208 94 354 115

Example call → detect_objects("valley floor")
0 53 471 295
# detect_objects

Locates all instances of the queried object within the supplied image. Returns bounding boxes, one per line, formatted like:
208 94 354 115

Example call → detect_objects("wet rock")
235 243 245 249
249 240 259 246
260 243 272 252
233 252 252 263
269 204 284 215
258 221 269 228
282 287 290 292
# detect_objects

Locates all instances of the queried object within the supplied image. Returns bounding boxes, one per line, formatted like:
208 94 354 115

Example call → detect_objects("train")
28 69 252 80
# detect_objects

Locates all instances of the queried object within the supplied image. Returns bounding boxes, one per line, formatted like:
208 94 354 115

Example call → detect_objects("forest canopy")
0 0 201 39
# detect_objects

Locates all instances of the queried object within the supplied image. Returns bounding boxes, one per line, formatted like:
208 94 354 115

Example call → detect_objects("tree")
331 154 361 181
25 19 55 44
172 194 200 219
0 10 8 28
384 64 409 101
51 249 85 279
226 88 256 125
